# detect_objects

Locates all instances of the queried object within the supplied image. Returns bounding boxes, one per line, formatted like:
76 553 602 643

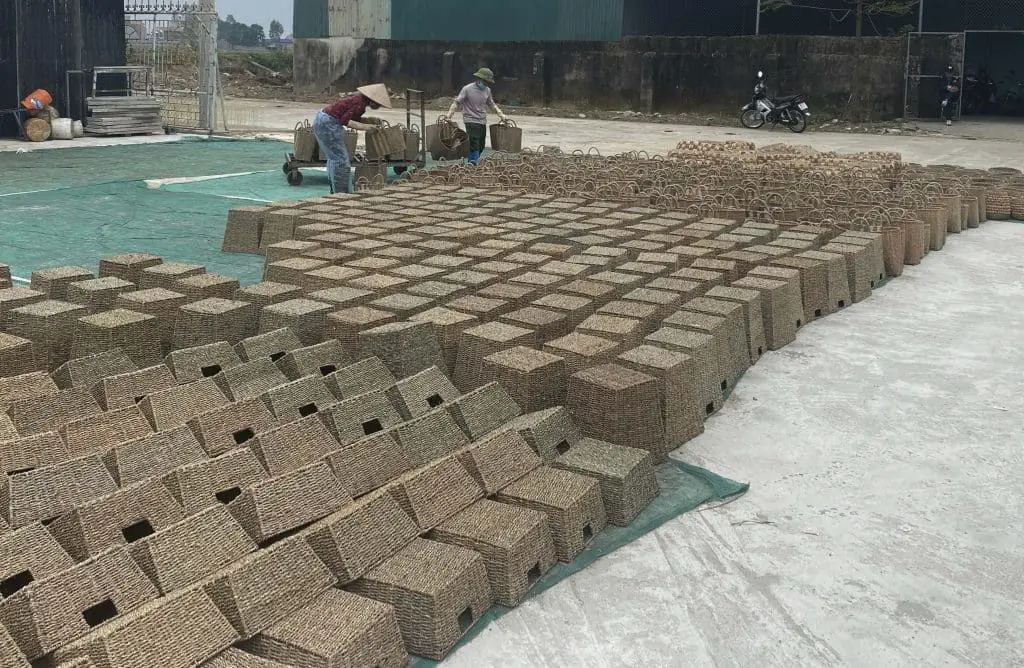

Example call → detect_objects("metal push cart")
282 89 427 186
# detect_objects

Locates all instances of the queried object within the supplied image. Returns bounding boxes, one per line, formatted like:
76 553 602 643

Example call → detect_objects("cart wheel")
282 162 291 174
287 169 303 186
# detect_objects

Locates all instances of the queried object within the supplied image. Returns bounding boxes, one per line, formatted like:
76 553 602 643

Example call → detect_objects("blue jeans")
312 111 351 194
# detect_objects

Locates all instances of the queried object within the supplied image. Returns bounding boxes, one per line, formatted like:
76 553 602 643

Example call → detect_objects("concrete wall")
294 37 368 97
295 35 907 121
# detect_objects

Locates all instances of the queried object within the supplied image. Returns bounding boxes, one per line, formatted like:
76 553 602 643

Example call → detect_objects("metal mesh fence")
965 0 1024 31
124 1 219 132
903 32 965 119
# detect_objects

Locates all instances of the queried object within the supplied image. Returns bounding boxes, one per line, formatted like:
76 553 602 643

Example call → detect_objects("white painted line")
220 195 275 203
0 188 56 198
145 172 258 189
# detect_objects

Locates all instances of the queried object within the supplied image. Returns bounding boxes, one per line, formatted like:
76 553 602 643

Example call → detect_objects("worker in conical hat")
444 67 507 165
312 83 392 194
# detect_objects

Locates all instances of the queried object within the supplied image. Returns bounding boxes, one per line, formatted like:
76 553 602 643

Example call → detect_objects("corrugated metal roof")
293 0 330 38
557 0 624 41
623 0 757 37
329 0 392 38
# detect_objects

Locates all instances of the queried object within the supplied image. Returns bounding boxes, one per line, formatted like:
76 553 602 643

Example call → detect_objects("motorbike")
963 72 995 115
740 71 810 133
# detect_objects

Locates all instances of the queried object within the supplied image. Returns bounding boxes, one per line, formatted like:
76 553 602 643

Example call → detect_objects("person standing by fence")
941 65 961 127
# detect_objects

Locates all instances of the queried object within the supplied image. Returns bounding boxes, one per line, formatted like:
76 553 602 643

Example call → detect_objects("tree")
218 18 265 46
250 23 266 45
760 0 917 37
269 20 284 41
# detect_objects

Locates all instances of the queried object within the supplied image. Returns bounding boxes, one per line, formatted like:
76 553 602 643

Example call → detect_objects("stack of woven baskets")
409 143 1022 270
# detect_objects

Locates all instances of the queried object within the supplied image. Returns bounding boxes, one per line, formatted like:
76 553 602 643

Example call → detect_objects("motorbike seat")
774 94 800 104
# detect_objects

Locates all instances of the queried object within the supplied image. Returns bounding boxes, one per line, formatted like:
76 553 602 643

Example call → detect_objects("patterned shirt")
323 94 368 125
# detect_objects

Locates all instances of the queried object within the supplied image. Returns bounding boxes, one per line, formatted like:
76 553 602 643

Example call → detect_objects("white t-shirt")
456 83 493 125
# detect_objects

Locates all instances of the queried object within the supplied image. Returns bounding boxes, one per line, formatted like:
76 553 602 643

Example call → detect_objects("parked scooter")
740 71 810 133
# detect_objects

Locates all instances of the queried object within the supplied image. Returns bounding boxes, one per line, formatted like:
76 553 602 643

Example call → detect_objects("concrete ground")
0 133 181 153
446 220 1024 668
221 97 1024 170
4 98 1022 171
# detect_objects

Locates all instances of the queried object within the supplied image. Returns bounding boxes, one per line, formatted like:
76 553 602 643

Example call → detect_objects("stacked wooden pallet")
85 96 164 137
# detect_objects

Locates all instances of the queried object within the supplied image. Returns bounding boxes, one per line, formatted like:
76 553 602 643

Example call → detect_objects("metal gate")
903 31 966 120
124 0 220 132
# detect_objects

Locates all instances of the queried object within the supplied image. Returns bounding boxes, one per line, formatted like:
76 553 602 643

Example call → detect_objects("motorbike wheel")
788 111 807 134
741 109 765 129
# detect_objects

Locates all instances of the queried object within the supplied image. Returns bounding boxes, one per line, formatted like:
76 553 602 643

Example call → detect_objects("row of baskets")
293 120 421 163
424 117 524 160
408 142 1024 260
293 117 524 165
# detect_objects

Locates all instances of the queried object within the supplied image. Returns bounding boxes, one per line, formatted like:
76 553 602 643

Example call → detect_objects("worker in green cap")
445 67 507 164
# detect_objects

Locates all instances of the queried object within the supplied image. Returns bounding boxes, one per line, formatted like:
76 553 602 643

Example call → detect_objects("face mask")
475 82 486 90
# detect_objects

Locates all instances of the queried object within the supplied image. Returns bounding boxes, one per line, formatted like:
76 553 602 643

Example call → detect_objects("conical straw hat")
357 83 392 108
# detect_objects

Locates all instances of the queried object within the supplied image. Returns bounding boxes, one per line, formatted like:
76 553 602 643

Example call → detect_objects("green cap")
473 67 495 84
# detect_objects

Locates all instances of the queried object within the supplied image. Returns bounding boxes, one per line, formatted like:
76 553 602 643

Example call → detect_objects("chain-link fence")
903 32 965 119
965 0 1024 31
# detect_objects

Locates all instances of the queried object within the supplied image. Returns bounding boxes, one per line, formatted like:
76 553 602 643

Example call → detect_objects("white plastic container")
51 117 74 140
72 120 84 138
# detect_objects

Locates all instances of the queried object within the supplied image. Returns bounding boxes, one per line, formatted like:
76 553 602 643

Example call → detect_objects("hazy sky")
218 0 292 34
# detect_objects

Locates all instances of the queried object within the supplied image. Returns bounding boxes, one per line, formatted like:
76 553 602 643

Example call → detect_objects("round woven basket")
1011 189 1024 221
946 194 963 233
986 190 1012 220
881 226 905 277
902 220 929 265
969 185 988 222
919 206 946 251
963 197 980 228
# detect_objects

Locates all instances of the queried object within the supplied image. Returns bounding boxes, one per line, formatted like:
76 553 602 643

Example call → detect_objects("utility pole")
917 0 925 32
755 0 761 35
69 0 83 119
14 0 21 99
198 0 218 131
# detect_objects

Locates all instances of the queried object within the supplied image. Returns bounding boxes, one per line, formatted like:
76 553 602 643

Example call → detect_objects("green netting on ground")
162 165 376 202
0 138 313 282
410 460 748 667
0 137 292 195
160 149 481 201
0 181 267 283
0 137 461 282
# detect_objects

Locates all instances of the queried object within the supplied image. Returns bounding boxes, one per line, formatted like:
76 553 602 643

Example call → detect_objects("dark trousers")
466 122 487 152
942 92 959 120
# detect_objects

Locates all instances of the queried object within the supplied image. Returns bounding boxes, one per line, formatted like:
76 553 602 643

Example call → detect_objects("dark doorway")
961 31 1024 117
